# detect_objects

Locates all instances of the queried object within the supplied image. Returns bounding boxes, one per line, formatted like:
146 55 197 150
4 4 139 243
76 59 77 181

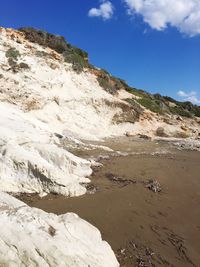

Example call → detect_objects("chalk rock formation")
0 192 119 267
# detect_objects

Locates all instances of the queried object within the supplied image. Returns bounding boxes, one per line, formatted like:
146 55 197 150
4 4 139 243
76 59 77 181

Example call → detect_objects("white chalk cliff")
0 27 123 266
0 26 199 266
0 27 137 197
0 192 118 267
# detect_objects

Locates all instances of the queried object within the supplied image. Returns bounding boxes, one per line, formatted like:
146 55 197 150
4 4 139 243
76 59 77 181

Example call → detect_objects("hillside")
0 25 199 196
0 26 199 266
19 27 200 118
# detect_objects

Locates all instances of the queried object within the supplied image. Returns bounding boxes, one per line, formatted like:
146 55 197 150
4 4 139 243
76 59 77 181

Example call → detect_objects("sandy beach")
19 138 200 267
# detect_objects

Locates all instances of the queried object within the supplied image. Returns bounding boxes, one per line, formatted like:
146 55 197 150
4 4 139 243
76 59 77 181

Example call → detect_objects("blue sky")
1 0 200 104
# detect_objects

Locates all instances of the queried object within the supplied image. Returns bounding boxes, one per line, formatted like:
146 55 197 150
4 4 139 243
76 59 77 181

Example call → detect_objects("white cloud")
177 90 200 104
88 1 114 20
124 0 200 36
177 90 196 97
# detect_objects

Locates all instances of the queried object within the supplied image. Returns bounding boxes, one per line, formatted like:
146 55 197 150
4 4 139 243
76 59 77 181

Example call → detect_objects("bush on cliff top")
19 27 200 117
19 27 88 73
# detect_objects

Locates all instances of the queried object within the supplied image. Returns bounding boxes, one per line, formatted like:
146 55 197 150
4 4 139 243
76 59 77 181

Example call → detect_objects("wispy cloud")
177 90 196 97
88 1 114 20
123 0 200 37
177 90 200 104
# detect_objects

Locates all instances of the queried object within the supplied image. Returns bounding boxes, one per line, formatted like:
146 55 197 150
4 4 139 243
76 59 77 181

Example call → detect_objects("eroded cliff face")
0 27 123 266
0 27 141 197
0 26 199 266
0 26 199 196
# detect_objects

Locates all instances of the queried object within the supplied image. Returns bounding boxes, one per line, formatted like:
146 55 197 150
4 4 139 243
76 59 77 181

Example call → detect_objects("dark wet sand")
19 139 200 267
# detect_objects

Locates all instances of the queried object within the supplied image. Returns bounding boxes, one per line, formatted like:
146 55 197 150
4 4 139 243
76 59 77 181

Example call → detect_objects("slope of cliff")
0 26 200 195
0 26 199 266
0 27 142 196
19 27 200 119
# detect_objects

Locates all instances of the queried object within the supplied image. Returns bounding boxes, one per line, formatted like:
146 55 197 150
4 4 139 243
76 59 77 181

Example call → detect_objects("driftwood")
105 173 162 192
144 179 162 193
105 173 136 187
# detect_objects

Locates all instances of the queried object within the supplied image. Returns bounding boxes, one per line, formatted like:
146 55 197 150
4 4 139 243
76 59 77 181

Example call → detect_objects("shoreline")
17 139 200 267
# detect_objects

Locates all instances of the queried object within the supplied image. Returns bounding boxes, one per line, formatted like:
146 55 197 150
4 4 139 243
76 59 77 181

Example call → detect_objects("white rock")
0 28 120 265
0 192 119 267
0 28 137 196
0 102 92 196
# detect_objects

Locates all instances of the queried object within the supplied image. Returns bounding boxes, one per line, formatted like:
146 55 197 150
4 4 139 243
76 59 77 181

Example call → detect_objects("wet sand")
19 139 200 267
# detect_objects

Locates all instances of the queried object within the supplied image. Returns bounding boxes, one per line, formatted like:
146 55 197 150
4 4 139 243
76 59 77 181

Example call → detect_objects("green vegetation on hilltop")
19 27 89 73
134 93 199 117
96 71 200 117
137 97 165 114
19 27 200 118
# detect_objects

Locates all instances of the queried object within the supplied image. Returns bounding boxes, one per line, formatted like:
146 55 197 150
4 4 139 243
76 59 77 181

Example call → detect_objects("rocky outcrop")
156 127 168 137
0 192 119 267
0 102 92 196
0 27 143 197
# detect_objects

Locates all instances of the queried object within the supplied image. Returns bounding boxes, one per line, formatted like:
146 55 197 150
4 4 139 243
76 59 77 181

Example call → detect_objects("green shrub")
169 106 192 118
72 62 84 74
130 89 146 98
137 97 163 114
63 51 83 65
63 49 88 73
155 95 199 117
178 102 200 117
20 28 89 74
193 108 200 117
72 46 88 60
110 76 128 91
124 98 143 114
97 76 116 94
35 50 49 58
6 48 20 60
19 27 69 53
134 94 199 118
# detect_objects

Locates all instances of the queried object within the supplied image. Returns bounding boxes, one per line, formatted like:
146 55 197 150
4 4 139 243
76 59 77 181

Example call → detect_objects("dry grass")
24 99 41 111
